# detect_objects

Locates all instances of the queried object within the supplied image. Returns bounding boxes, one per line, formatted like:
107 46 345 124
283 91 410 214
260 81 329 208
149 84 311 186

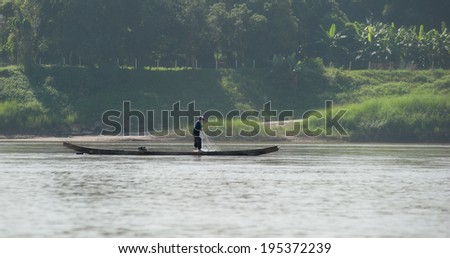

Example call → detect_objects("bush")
0 100 53 134
340 95 450 142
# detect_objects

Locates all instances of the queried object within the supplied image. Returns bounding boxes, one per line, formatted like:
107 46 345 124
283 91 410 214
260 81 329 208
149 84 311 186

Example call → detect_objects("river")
0 141 449 237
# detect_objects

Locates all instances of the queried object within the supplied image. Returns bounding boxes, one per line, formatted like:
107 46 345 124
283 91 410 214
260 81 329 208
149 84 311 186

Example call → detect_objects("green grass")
0 100 52 134
318 69 450 142
336 94 450 142
331 69 450 103
0 65 20 71
0 65 449 141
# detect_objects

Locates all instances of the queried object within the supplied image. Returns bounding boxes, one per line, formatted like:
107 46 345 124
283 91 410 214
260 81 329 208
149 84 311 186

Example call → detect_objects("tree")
292 0 348 59
337 0 450 29
0 0 39 70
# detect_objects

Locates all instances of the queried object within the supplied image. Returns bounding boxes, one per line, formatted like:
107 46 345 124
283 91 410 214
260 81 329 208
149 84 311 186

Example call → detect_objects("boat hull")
63 142 279 156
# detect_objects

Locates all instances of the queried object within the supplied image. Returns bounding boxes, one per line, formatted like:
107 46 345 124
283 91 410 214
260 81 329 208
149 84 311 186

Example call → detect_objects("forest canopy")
1 0 449 69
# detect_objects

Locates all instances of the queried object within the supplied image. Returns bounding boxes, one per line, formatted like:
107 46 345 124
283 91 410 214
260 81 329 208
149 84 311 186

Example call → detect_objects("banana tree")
426 27 450 68
397 25 442 68
354 22 399 67
321 23 349 67
396 26 418 67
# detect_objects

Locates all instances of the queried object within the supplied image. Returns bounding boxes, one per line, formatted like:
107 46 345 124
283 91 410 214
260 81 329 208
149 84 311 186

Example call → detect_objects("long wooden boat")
63 142 279 156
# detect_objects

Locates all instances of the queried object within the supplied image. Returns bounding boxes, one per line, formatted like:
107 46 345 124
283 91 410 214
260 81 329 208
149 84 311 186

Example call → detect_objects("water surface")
0 141 449 237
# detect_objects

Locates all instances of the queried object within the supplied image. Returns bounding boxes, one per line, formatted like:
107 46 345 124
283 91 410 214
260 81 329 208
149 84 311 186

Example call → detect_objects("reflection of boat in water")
63 142 279 156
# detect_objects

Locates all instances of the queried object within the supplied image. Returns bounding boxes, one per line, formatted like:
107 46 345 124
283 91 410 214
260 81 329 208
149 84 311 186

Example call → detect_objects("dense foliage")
0 0 449 69
338 0 450 29
0 0 449 141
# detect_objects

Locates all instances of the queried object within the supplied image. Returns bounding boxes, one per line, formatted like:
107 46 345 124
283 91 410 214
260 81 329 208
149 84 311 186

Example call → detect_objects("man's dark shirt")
193 120 202 136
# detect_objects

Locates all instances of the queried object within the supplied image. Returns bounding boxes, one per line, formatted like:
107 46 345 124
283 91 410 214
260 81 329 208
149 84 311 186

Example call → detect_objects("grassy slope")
326 69 450 142
0 66 449 141
0 66 273 135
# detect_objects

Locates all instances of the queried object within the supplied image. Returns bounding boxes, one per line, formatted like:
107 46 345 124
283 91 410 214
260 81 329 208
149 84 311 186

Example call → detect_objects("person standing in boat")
193 116 204 151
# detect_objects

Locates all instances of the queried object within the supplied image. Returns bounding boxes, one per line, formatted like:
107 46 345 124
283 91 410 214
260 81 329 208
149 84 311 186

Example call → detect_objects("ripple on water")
0 142 449 237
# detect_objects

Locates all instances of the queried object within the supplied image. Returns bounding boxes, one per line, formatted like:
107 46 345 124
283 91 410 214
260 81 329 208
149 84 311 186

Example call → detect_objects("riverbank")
1 65 449 142
0 134 339 145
